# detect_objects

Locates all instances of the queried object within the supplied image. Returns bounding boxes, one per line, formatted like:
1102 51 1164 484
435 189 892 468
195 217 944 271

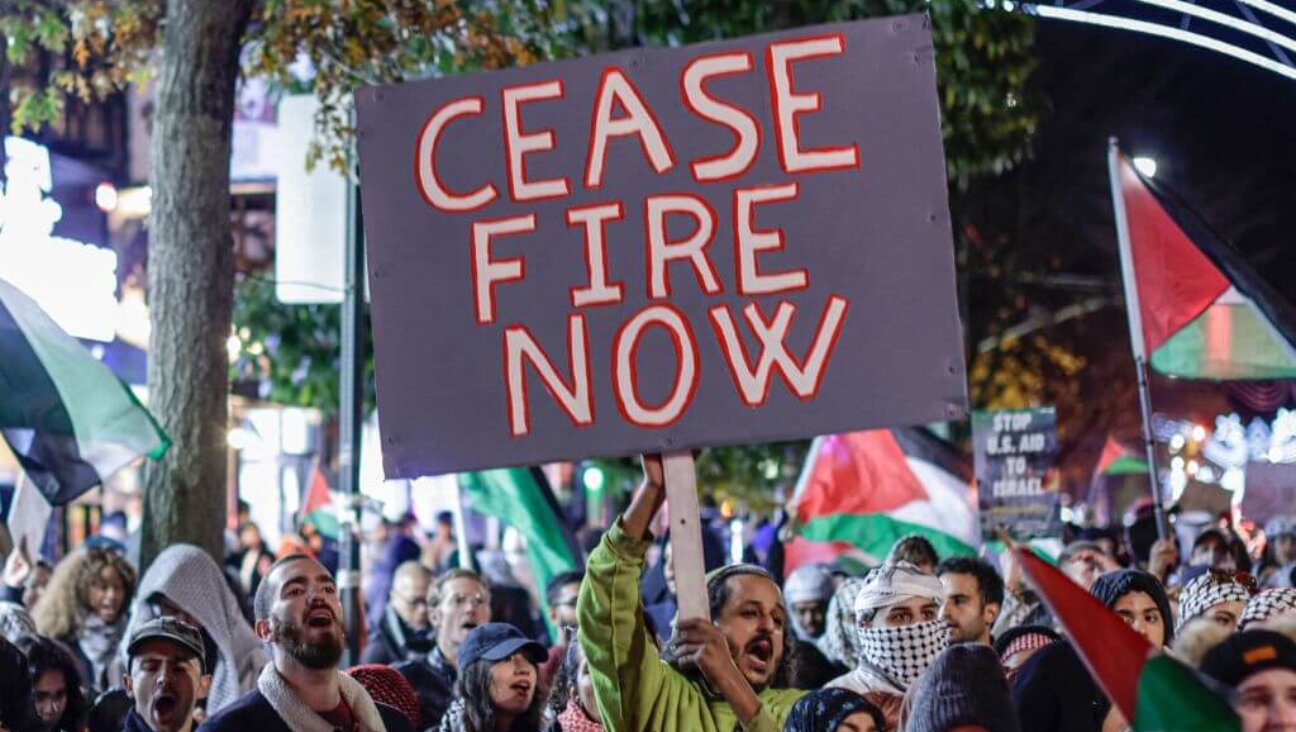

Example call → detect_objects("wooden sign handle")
664 450 709 622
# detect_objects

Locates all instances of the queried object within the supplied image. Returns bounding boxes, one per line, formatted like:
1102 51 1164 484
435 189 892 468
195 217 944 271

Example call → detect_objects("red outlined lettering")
680 51 761 183
565 202 627 308
470 214 535 325
585 67 676 188
765 34 861 175
501 80 571 203
708 295 850 406
414 97 498 212
734 182 808 295
612 304 700 428
644 193 722 299
503 315 594 438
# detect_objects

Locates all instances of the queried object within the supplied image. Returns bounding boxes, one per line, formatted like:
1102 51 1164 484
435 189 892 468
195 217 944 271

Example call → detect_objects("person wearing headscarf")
550 639 603 732
905 645 1021 732
818 578 865 669
1240 587 1296 630
782 564 846 689
991 625 1058 685
120 544 268 716
1012 569 1173 732
1176 569 1256 632
784 565 834 642
782 688 885 732
826 562 946 730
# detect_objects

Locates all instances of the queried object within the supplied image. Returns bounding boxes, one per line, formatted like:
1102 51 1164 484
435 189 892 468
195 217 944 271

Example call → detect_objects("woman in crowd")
1176 568 1256 632
15 635 86 732
31 546 136 693
438 623 551 732
783 688 885 732
549 640 601 732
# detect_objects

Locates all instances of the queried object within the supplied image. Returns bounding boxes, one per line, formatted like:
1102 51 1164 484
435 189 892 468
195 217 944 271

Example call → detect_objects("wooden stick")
664 450 709 622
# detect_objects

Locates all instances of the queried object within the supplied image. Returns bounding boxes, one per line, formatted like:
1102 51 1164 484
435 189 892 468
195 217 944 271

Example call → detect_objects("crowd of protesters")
3 458 1296 732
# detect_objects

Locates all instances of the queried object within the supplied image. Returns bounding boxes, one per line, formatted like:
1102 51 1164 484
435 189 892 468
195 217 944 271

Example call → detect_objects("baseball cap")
126 617 206 668
457 623 546 670
1200 629 1296 688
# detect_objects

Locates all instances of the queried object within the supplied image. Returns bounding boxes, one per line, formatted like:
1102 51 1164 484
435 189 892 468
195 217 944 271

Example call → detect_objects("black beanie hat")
908 644 1022 732
1089 568 1176 645
1201 629 1296 688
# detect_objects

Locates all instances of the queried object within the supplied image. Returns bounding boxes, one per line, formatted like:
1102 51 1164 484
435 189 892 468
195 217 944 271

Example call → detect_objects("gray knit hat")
908 644 1022 732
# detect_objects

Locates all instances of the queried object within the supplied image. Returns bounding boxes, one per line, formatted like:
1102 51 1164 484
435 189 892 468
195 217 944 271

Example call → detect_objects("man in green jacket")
578 455 805 732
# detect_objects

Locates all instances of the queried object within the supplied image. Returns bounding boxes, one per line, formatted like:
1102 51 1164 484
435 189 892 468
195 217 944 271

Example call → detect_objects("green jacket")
577 522 805 732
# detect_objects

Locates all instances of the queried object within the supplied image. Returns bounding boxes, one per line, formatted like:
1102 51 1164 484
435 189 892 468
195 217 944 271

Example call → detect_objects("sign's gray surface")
355 15 966 477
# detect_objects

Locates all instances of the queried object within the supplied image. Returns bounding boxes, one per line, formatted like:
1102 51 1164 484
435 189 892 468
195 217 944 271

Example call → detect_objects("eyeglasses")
394 594 429 608
446 593 489 608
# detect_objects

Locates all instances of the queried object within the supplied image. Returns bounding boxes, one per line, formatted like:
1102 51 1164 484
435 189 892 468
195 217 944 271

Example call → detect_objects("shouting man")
121 617 211 732
578 455 805 732
198 554 412 732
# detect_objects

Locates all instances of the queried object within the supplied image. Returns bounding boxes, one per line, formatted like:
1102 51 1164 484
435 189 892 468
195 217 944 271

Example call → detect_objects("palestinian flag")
298 461 339 539
0 278 168 505
1112 147 1296 380
1088 436 1151 527
1010 538 1239 731
459 467 580 636
786 428 978 571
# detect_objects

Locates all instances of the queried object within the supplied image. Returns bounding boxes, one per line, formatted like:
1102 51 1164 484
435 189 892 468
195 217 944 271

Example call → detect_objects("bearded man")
578 455 805 732
197 555 414 732
827 561 947 730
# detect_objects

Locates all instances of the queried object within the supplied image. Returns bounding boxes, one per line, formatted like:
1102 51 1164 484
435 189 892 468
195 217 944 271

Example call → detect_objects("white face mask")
858 618 947 688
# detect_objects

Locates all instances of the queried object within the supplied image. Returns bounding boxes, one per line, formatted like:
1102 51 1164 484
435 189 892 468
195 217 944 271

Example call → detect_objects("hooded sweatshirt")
121 544 269 714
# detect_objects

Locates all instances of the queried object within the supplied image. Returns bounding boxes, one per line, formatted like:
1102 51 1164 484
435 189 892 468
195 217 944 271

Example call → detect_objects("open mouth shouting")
509 679 534 700
151 688 182 726
741 636 775 676
306 606 337 630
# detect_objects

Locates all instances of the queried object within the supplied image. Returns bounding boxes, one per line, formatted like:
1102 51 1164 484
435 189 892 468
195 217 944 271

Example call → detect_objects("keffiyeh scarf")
258 664 388 732
857 619 947 689
819 577 865 667
557 698 603 732
1241 588 1296 629
1177 571 1255 630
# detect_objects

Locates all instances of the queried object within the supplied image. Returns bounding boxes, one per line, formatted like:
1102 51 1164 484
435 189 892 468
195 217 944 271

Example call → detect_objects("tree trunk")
142 0 254 569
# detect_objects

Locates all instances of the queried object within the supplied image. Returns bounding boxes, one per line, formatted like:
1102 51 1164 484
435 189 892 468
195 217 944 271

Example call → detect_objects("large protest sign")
355 15 966 477
1242 461 1296 525
974 408 1062 540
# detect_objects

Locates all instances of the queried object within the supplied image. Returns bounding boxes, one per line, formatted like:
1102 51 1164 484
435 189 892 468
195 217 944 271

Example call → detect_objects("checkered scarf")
1240 588 1296 629
1000 632 1053 663
819 577 866 667
857 619 948 689
1177 572 1255 631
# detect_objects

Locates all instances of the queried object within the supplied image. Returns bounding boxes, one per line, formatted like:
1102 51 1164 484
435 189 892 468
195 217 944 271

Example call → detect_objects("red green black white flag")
0 278 168 505
1111 146 1296 380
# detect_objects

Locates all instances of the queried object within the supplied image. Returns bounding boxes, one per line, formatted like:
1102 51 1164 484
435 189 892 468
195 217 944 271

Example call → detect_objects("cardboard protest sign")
974 408 1062 540
355 15 966 477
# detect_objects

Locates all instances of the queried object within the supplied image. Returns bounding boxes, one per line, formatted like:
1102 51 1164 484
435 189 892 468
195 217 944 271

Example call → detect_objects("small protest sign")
1242 461 1296 525
974 408 1062 540
355 15 966 477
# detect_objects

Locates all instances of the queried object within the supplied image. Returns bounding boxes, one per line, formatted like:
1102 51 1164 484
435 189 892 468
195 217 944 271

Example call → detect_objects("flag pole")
452 476 474 571
1107 137 1167 541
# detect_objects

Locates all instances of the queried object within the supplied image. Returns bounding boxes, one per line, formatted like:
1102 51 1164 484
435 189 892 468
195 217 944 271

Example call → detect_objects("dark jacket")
119 709 152 732
195 688 415 732
393 646 455 730
1011 641 1108 732
360 607 432 666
